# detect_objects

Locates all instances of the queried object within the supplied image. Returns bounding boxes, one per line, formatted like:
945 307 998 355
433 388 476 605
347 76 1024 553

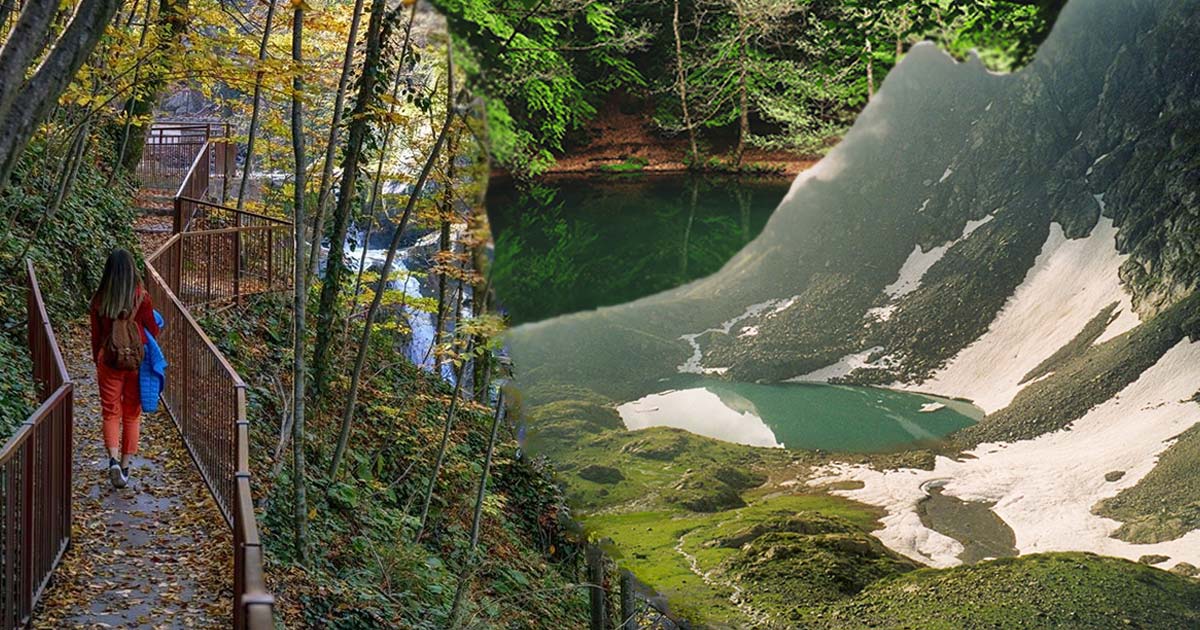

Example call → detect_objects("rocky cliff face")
686 0 1200 385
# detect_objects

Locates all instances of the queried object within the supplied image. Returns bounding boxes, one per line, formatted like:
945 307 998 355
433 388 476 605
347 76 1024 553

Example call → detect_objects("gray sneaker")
108 459 127 489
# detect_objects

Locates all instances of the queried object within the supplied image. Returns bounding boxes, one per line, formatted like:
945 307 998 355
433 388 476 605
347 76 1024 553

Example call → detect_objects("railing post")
587 545 607 630
619 570 635 630
5 459 15 628
22 434 34 621
233 221 242 305
222 123 232 204
267 228 274 291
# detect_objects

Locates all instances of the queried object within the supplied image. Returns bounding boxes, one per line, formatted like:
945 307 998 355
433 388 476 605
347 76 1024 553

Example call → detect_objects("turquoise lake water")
617 378 981 452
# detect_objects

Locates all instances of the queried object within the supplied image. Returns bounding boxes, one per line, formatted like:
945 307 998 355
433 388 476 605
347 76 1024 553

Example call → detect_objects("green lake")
487 174 790 324
617 378 981 452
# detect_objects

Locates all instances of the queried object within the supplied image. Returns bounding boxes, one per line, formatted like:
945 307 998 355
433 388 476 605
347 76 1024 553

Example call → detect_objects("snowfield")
898 217 1137 413
810 339 1200 570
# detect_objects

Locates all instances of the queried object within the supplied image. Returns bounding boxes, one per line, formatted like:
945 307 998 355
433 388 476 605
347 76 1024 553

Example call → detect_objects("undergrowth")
0 132 136 431
203 293 591 628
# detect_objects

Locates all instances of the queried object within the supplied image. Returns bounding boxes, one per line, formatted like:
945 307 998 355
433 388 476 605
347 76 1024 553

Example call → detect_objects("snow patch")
883 215 994 300
1086 152 1112 177
788 347 884 383
677 297 799 374
867 304 898 322
618 388 783 448
812 339 1200 569
939 167 954 183
900 217 1130 413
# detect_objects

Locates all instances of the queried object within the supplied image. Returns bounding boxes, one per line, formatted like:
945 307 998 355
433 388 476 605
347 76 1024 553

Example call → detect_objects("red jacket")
90 286 160 364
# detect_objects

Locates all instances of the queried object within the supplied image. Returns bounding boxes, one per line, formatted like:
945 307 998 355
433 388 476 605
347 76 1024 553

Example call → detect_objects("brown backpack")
105 293 145 371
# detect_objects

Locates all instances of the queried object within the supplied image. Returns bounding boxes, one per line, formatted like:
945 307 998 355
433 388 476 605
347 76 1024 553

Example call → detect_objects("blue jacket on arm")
141 310 167 412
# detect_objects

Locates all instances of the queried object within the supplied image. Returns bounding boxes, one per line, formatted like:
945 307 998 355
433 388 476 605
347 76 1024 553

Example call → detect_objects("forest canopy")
433 0 1066 175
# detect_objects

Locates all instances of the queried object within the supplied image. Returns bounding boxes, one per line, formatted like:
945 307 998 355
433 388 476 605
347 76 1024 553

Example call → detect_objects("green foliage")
205 295 590 628
0 130 135 431
597 156 649 173
438 0 1063 173
433 0 650 175
0 335 33 431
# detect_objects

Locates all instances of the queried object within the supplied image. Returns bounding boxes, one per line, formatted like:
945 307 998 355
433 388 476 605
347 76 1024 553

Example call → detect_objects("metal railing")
0 262 73 628
139 121 233 202
168 208 292 308
143 248 273 628
140 125 285 628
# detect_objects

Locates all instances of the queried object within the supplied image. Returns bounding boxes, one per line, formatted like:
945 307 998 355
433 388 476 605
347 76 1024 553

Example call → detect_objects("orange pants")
97 359 141 455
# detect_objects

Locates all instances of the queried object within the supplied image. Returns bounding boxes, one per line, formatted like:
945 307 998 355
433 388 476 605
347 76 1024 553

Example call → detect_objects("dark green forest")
434 0 1066 174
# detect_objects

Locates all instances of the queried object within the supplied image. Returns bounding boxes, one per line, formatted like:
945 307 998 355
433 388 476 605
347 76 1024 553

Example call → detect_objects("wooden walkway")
20 121 283 627
31 326 230 629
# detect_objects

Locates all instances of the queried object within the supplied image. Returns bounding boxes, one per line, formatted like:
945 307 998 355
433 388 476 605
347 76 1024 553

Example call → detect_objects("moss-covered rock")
724 525 917 615
577 464 624 484
714 512 861 549
662 465 766 513
807 553 1200 629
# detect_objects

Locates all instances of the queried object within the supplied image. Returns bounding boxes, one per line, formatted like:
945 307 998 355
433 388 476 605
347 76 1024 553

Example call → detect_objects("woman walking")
90 249 159 489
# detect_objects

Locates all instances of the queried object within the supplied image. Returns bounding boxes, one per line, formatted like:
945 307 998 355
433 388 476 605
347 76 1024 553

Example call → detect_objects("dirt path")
31 325 231 629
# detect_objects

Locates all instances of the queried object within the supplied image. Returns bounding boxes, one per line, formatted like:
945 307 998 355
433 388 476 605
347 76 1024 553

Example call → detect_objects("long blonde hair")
96 249 140 319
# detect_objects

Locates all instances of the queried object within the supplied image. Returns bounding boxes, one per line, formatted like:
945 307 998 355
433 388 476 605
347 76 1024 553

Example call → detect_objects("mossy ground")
203 295 591 629
584 494 885 626
806 552 1200 629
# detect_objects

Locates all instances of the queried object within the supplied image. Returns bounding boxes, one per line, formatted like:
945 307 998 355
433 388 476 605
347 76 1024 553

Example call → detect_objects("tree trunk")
672 0 698 164
342 60 408 343
234 0 280 211
117 0 190 175
289 1 309 565
433 129 458 372
866 37 874 101
0 0 123 193
110 0 154 184
447 391 506 627
433 217 451 372
470 265 492 402
305 0 367 284
326 43 458 481
733 16 748 167
415 334 473 540
311 0 391 397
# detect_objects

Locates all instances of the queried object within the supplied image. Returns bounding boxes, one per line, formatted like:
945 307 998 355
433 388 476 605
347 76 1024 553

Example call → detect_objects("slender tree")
116 0 191 174
305 0 366 284
671 0 698 164
310 0 390 396
289 0 309 565
448 391 506 626
234 0 280 212
327 41 459 480
415 334 473 539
